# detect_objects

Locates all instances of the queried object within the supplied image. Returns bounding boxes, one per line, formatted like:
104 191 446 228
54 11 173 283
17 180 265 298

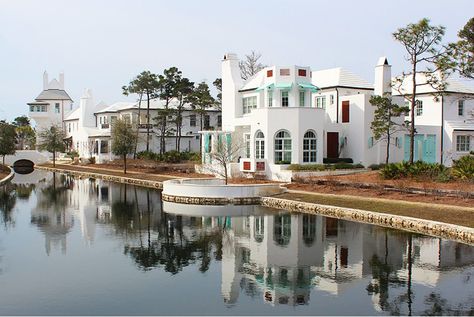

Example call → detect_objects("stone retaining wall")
261 196 474 245
161 193 260 205
0 166 14 186
35 166 163 189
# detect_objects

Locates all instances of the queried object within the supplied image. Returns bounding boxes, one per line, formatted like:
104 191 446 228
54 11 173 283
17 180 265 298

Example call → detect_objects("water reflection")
1 172 473 315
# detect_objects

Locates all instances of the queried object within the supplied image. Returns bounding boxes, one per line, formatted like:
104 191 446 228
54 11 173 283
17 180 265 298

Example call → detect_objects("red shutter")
243 161 251 171
342 101 350 123
267 70 273 77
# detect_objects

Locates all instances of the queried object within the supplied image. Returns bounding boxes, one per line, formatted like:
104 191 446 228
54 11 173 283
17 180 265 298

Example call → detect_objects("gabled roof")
35 89 72 100
392 73 474 95
240 71 265 91
95 102 136 114
312 67 373 90
64 107 81 121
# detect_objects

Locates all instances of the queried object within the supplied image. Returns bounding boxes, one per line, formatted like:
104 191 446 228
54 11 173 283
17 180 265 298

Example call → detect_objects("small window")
456 135 470 152
244 134 251 158
204 115 210 129
280 68 290 76
217 115 222 128
299 91 305 107
316 96 326 109
268 90 273 107
100 140 109 154
458 100 464 116
415 100 423 116
303 131 317 162
267 70 273 77
55 103 60 114
243 96 257 114
368 136 374 148
330 95 335 105
281 91 289 107
30 105 34 112
298 69 307 76
255 131 265 159
190 114 196 127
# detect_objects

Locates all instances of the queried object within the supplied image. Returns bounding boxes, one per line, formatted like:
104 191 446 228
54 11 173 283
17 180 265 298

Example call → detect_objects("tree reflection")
0 184 16 228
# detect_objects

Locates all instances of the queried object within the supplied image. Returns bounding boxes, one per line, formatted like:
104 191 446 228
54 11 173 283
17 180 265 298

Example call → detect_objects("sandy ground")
0 165 10 180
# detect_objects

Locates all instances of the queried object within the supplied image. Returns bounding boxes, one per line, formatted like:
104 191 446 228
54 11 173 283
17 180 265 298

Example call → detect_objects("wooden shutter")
342 101 350 123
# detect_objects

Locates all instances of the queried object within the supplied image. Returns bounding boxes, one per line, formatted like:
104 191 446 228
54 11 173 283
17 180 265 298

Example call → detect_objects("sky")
0 0 473 122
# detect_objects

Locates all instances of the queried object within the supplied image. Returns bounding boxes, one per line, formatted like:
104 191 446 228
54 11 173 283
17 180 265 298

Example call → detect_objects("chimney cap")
376 56 390 66
223 53 238 61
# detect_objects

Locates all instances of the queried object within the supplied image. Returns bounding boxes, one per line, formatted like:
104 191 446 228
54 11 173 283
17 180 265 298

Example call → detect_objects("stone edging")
0 166 14 186
34 165 474 245
261 196 474 246
35 166 163 189
161 193 261 205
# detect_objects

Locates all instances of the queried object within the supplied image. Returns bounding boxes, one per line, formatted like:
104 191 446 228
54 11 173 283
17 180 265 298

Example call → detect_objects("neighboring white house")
28 71 74 136
201 53 474 180
28 72 221 163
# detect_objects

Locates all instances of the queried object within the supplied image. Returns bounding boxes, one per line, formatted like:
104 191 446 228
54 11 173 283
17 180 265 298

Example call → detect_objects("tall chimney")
59 72 64 90
43 71 49 90
221 53 243 131
374 57 391 96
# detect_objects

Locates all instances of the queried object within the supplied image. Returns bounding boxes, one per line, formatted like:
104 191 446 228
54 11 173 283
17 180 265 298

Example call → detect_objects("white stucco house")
28 72 221 163
201 53 474 180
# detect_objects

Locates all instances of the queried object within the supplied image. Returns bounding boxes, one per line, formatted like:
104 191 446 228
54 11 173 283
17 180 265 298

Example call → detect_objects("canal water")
0 170 473 315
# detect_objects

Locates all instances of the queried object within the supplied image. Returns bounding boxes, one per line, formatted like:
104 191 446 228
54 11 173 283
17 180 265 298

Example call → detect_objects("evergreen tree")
370 95 409 164
393 18 450 164
0 122 17 165
190 82 215 155
111 119 137 174
37 125 66 167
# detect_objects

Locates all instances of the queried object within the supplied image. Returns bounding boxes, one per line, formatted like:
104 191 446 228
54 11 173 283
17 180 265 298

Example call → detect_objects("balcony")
101 123 110 129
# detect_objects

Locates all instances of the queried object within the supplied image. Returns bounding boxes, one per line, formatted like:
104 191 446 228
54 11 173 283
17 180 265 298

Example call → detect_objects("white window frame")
243 96 257 114
244 133 251 158
458 100 464 116
255 131 265 159
456 135 471 152
415 100 423 116
315 96 326 109
299 91 305 107
281 91 289 107
274 130 291 164
303 130 317 163
268 90 273 107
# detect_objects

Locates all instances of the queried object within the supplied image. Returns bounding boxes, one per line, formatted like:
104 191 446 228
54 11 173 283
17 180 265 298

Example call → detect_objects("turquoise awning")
256 83 275 91
298 82 319 92
274 82 293 89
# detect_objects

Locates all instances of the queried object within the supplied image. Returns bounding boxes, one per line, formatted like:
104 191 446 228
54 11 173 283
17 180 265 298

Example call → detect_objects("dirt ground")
0 164 11 180
305 170 474 192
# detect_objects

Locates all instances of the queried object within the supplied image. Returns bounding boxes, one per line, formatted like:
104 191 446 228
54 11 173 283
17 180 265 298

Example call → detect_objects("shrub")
380 161 447 180
88 157 96 164
323 158 353 164
451 152 474 181
66 151 79 159
368 163 385 170
288 164 326 171
162 150 182 163
137 151 160 161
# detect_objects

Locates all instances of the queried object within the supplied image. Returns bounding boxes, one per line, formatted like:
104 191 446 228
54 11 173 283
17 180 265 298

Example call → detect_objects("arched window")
302 214 316 246
274 215 291 246
255 131 265 159
274 130 291 164
303 130 317 163
254 216 264 242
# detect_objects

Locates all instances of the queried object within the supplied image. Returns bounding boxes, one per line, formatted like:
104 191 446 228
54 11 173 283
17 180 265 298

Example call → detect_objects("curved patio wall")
0 166 14 186
162 178 285 205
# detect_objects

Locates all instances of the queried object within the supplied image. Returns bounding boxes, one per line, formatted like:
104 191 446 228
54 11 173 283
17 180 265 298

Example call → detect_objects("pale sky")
0 0 472 122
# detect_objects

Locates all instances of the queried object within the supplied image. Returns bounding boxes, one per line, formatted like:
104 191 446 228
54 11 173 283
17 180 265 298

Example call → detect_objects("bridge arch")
13 159 35 174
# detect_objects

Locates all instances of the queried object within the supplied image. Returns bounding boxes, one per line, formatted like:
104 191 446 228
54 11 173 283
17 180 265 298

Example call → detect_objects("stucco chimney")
221 52 243 131
43 71 49 90
59 72 64 90
374 57 391 96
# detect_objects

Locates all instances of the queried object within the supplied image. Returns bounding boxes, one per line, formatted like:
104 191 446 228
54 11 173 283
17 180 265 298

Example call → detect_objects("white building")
202 53 473 180
28 72 221 163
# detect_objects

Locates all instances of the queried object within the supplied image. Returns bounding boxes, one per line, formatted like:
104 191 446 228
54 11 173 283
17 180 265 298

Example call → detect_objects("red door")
327 132 339 158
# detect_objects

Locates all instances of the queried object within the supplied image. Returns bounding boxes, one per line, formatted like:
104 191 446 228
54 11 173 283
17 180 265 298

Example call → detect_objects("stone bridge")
3 150 50 167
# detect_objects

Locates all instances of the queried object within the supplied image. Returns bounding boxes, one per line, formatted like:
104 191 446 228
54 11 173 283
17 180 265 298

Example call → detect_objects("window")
267 70 273 77
254 216 264 242
100 140 109 154
280 68 290 76
29 105 34 112
456 135 470 152
458 100 464 116
281 91 289 107
274 130 291 164
395 137 401 148
68 123 71 133
298 69 307 76
316 96 326 109
299 91 305 107
302 214 316 246
111 116 117 124
204 115 210 129
330 95 335 105
274 215 291 246
415 100 423 116
217 115 222 128
55 103 60 114
255 131 265 159
190 114 196 127
368 136 374 148
268 90 273 107
244 133 250 158
342 100 350 122
242 96 257 114
303 130 317 162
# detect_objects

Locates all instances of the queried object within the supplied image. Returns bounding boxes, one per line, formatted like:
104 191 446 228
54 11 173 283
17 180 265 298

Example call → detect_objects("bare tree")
207 134 244 185
239 51 266 80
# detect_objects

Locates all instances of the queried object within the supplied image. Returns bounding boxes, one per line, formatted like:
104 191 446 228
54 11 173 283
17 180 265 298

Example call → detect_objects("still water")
0 170 473 315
